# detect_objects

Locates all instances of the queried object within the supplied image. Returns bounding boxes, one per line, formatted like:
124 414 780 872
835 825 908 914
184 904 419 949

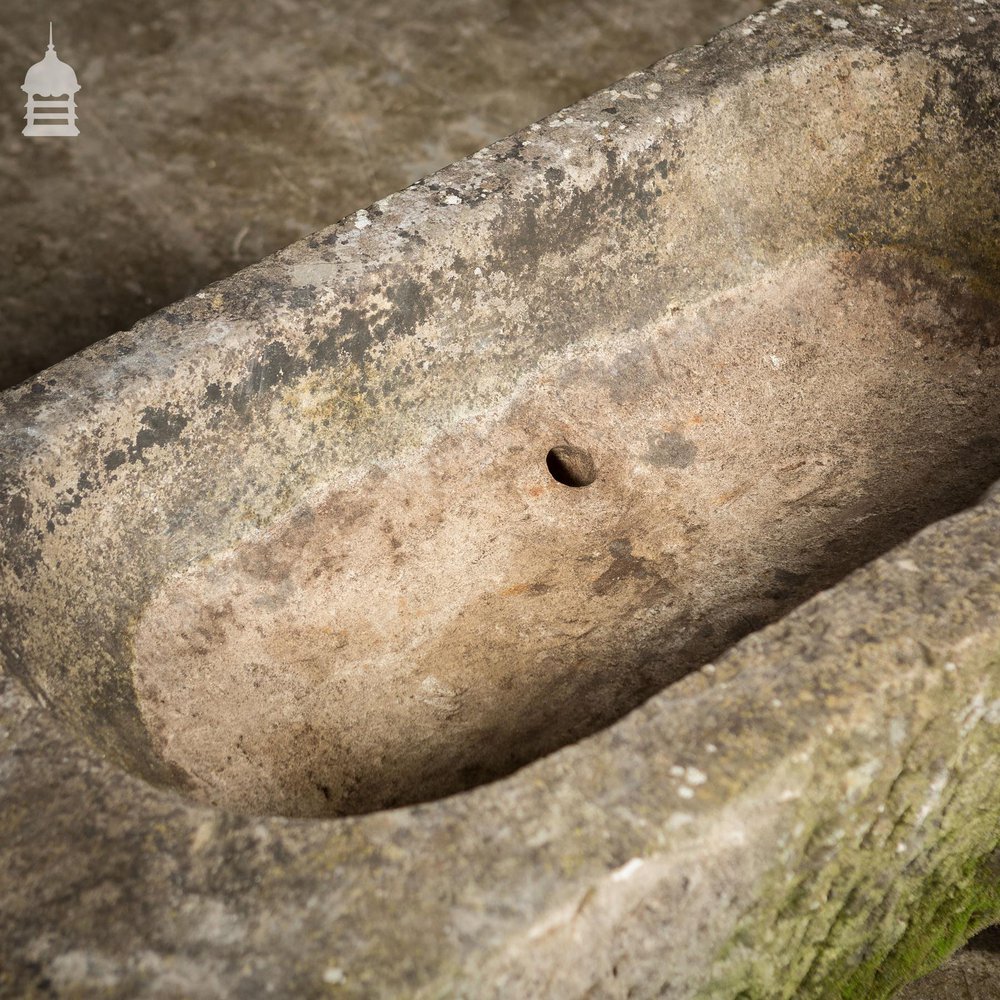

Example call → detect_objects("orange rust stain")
715 482 751 506
499 583 532 598
660 413 703 432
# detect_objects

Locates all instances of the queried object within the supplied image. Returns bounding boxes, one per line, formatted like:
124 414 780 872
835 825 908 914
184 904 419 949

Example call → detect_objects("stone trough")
1 0 999 996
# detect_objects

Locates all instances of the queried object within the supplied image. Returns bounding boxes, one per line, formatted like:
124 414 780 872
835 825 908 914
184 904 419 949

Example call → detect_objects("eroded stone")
1 2 999 997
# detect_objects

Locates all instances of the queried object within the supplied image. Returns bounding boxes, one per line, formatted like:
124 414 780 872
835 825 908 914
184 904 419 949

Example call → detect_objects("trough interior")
132 245 1000 818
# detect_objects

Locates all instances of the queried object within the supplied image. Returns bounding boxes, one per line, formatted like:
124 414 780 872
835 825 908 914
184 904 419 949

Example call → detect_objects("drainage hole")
546 444 597 488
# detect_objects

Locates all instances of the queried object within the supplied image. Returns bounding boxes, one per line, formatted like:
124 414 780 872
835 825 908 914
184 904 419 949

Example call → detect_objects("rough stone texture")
1 0 1000 997
899 926 1000 1000
132 248 1000 819
0 0 763 391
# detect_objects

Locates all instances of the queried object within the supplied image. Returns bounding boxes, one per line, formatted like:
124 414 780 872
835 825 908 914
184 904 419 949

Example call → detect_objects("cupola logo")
22 23 81 137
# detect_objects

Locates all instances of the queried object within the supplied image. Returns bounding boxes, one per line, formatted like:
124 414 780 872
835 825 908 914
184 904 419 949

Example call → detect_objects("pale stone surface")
131 248 1000 820
1 1 999 997
0 0 763 390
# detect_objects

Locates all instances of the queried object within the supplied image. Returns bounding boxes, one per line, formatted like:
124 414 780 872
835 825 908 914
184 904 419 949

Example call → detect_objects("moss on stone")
838 852 1000 999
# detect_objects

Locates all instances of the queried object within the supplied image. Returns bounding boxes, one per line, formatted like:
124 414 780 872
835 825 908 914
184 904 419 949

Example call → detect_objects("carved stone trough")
2 1 999 996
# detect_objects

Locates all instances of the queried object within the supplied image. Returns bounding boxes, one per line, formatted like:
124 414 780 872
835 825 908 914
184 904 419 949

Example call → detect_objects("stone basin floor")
0 0 997 994
134 246 1000 821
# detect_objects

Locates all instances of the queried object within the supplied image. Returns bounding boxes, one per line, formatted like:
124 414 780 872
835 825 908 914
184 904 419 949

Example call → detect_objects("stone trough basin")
1 1 999 996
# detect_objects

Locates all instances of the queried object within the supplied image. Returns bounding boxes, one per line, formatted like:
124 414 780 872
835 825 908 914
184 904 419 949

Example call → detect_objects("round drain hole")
546 444 597 488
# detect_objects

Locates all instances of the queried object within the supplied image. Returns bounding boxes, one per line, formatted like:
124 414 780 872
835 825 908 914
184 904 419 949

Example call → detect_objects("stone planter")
1 0 998 996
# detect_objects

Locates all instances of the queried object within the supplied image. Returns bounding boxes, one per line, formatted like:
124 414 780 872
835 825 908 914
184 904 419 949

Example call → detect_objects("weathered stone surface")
0 0 765 391
899 926 1000 1000
1 0 999 996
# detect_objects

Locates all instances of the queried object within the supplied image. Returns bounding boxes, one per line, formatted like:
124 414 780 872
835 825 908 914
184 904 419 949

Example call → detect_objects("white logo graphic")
22 24 80 137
